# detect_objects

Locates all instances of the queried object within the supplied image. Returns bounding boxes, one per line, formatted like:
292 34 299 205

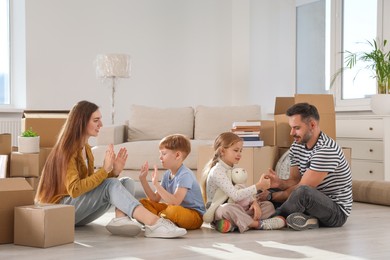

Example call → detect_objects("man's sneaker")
106 216 143 236
215 219 235 233
144 218 187 238
286 213 319 231
259 216 286 230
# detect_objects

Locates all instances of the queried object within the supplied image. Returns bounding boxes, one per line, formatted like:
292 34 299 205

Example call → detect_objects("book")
0 155 8 178
243 140 264 147
232 121 261 128
240 136 261 141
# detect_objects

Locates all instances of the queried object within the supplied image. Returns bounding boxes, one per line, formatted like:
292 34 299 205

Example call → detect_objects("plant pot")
370 94 390 115
18 136 40 153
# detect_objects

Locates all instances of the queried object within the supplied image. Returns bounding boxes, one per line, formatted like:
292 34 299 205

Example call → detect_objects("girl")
35 100 186 238
201 132 286 233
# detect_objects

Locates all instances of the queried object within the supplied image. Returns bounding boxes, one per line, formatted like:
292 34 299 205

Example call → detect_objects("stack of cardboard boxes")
0 111 75 248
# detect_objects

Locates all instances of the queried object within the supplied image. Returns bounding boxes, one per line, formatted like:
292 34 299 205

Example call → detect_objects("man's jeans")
278 185 348 227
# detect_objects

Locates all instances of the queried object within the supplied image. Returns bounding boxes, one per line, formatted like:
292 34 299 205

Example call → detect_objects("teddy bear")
203 168 249 223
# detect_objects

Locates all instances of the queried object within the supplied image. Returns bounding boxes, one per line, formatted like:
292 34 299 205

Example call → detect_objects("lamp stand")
110 76 117 125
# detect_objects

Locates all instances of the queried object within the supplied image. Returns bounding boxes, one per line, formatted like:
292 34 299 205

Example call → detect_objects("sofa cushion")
127 105 194 141
194 105 261 140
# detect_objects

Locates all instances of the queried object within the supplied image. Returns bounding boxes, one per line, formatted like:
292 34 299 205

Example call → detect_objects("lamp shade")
95 54 131 78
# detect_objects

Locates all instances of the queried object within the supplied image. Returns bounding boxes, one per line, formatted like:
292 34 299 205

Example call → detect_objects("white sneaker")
106 216 142 236
144 218 187 238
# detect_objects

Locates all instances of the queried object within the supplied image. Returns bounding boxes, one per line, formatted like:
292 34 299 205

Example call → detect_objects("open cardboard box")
21 111 69 148
274 94 336 148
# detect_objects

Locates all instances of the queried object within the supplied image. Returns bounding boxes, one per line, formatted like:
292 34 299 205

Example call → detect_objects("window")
333 0 382 110
0 0 10 105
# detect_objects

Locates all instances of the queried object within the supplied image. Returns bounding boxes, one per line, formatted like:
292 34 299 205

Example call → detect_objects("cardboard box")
274 94 336 148
0 178 34 244
21 111 68 148
10 152 40 177
25 177 40 192
14 204 75 248
0 134 12 178
197 145 278 186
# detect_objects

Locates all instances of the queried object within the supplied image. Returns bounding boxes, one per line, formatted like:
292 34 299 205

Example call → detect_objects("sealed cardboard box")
21 111 68 148
10 152 40 177
0 178 34 244
14 204 75 248
197 145 278 186
274 94 336 148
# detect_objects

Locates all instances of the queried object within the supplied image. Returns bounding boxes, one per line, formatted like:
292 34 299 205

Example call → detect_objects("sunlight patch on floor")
183 241 366 260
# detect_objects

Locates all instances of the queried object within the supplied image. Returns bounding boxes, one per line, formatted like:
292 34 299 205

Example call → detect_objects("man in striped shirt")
261 102 352 231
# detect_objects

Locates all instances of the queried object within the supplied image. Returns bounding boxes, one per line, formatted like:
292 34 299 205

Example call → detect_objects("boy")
139 134 205 230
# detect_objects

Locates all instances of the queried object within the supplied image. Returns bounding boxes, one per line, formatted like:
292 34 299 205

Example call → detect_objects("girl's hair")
35 100 99 203
159 134 191 160
200 132 242 202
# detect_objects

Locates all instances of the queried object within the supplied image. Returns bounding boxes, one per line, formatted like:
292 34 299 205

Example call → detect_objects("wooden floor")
1 202 390 260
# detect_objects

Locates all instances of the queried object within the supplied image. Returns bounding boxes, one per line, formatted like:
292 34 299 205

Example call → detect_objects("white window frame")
331 0 383 112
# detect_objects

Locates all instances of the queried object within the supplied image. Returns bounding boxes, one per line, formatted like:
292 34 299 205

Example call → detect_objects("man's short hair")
286 102 320 122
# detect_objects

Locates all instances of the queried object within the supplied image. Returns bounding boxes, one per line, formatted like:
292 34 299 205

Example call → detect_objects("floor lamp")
95 54 130 125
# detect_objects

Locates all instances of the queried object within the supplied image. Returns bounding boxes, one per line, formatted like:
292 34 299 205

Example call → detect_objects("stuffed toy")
203 168 248 223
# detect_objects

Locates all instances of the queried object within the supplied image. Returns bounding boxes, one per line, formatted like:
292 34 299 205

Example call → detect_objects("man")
258 102 352 231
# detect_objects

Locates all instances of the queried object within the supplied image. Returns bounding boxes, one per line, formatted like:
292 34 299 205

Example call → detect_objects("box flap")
274 97 295 115
23 113 68 119
294 94 335 113
0 178 34 191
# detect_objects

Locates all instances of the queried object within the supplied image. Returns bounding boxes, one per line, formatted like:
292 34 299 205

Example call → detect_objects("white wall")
12 0 296 124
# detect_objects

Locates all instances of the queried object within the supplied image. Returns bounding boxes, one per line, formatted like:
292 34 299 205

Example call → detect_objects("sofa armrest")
96 125 127 145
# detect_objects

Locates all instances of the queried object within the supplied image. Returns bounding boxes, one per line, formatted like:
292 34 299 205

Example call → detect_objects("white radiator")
0 118 21 147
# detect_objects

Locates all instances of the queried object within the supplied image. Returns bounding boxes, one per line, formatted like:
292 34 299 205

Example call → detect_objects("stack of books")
231 121 264 147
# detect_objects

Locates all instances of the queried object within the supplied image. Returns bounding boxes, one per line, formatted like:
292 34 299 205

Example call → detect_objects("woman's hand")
139 161 149 181
103 144 115 173
250 200 262 221
112 147 128 176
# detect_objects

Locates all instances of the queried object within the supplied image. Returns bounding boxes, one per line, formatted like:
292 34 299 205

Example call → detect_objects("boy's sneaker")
215 219 235 233
106 216 143 236
286 212 319 231
259 216 286 230
144 218 187 238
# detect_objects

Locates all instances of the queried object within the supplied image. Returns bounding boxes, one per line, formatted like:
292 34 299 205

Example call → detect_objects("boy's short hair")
159 134 191 159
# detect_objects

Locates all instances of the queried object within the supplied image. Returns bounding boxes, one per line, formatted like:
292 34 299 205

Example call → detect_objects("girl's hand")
112 147 128 176
103 144 115 173
256 173 270 192
264 168 281 188
139 161 149 181
250 200 262 221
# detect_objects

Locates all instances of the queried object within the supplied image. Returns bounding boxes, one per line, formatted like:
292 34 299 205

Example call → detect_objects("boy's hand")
139 161 149 181
151 165 159 186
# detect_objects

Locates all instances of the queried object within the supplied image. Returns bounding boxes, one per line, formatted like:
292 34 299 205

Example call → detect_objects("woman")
35 100 186 238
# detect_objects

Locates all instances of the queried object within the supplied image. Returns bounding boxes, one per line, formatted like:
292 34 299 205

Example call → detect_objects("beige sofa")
92 104 262 197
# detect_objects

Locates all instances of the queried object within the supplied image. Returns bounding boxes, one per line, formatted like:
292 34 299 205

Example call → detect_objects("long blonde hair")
200 132 242 202
35 101 99 203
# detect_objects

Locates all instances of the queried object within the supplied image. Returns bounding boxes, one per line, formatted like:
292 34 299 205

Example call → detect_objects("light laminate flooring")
1 202 389 260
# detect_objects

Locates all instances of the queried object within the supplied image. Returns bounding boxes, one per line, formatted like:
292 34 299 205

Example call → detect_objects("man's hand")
264 168 281 189
256 189 270 202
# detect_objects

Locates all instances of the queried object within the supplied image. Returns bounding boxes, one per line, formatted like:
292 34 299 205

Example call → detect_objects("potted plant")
18 127 40 153
332 39 390 114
